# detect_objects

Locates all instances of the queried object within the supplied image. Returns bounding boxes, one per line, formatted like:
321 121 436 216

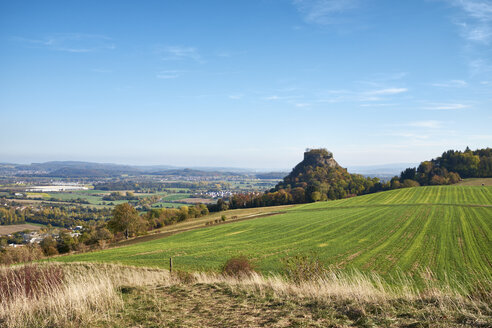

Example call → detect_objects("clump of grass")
0 264 64 300
173 270 196 284
282 253 326 284
221 256 255 277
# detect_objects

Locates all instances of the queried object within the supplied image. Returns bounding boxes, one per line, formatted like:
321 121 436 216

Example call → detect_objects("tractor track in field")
289 202 492 213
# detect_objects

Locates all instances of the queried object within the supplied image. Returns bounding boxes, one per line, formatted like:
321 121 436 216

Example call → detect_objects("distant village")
4 226 82 248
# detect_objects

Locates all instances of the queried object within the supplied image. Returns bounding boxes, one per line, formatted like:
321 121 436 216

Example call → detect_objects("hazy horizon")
0 155 421 173
1 1 491 168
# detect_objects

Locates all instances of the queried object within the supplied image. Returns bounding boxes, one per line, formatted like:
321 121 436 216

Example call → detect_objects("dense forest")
398 147 492 186
0 206 25 225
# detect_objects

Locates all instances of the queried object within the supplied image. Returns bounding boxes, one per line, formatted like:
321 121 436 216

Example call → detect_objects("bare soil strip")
0 224 41 235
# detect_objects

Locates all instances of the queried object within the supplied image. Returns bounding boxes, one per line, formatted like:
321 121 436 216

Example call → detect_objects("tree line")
102 191 139 201
0 200 112 227
94 180 211 192
397 147 492 186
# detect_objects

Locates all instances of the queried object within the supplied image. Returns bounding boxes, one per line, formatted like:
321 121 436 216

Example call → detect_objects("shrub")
221 215 226 222
97 240 108 249
174 270 195 284
282 254 326 284
222 256 255 277
0 245 44 265
40 236 58 256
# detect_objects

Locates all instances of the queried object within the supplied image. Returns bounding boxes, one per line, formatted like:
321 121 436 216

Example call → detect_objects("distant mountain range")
0 160 418 180
0 161 288 179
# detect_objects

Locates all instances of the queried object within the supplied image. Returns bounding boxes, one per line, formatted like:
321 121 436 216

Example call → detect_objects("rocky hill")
227 149 382 208
272 148 380 201
277 149 340 187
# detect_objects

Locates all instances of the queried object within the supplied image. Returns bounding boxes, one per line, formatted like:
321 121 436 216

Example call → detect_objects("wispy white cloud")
262 95 301 101
423 103 469 110
445 1 492 76
228 94 244 100
156 70 184 79
324 89 350 94
431 79 468 87
357 72 408 86
156 74 179 79
160 46 203 62
469 58 492 75
14 34 115 53
449 0 492 43
366 88 408 95
358 96 383 102
407 120 443 129
466 24 492 42
456 0 492 20
258 78 408 107
360 103 398 107
293 0 359 25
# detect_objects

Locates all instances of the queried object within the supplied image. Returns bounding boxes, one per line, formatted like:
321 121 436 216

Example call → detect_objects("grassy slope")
57 186 492 282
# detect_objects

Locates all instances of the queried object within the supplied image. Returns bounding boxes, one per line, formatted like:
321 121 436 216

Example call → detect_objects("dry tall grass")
0 263 170 328
194 269 491 307
0 262 490 327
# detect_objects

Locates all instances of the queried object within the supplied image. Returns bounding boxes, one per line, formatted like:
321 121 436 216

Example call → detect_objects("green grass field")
40 190 191 207
47 192 104 204
151 202 187 208
57 186 492 284
161 193 191 201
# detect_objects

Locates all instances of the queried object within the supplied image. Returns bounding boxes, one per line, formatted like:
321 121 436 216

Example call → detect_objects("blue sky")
1 0 491 170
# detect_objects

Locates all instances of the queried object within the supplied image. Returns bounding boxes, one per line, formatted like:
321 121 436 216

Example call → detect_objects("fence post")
169 257 173 274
